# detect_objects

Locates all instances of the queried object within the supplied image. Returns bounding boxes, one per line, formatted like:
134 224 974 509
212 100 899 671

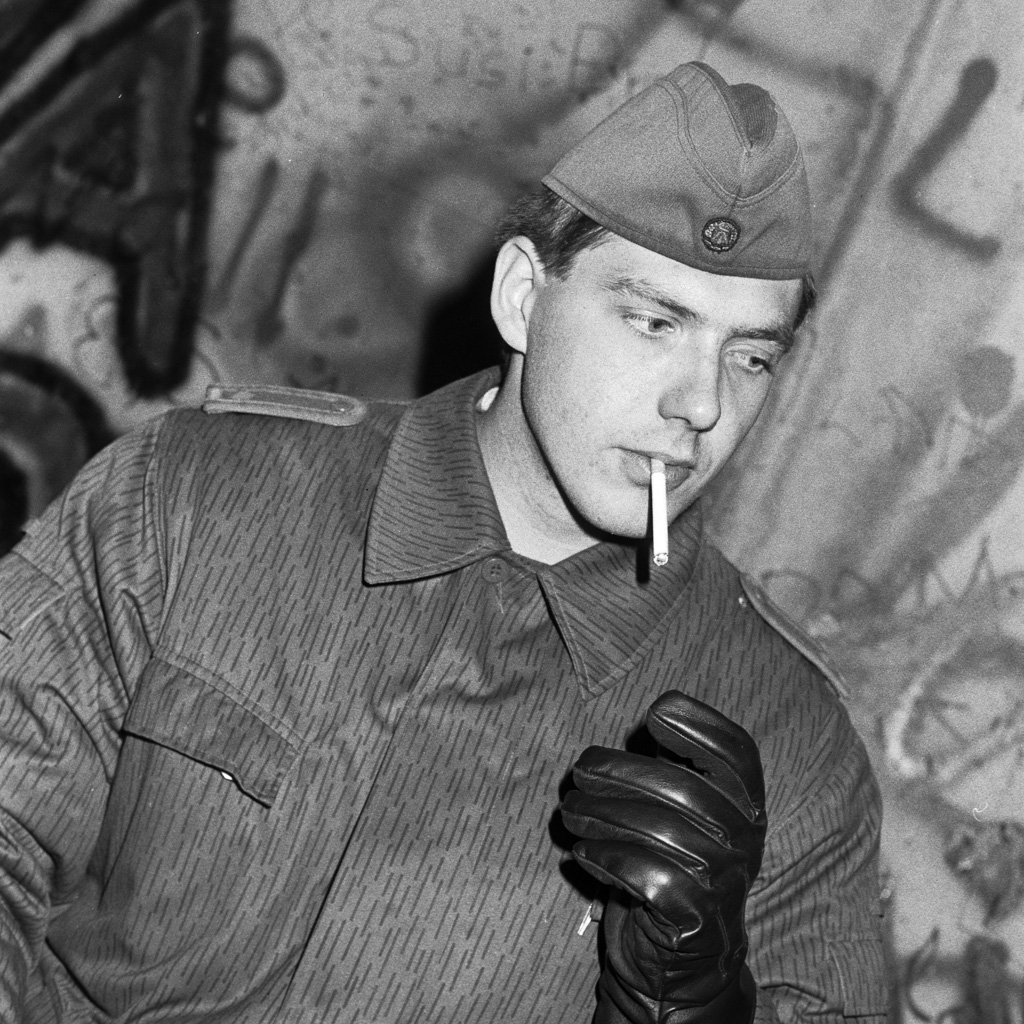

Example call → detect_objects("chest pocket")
123 652 300 807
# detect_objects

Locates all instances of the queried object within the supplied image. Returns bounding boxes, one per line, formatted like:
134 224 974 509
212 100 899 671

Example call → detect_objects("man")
0 62 886 1023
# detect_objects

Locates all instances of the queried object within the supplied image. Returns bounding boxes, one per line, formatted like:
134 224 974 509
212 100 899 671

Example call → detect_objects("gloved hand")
561 691 766 1024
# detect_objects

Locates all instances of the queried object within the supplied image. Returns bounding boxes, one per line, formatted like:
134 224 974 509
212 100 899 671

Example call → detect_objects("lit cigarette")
650 458 668 566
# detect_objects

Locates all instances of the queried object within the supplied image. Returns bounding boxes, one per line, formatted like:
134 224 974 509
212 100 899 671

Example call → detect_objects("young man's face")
490 232 803 552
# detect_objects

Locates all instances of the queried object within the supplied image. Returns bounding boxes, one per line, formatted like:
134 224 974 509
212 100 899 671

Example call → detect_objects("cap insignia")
701 217 740 253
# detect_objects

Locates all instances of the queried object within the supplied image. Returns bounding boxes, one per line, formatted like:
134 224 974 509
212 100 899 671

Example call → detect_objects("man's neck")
475 384 600 566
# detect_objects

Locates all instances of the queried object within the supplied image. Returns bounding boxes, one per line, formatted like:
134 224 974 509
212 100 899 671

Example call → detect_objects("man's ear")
490 237 546 356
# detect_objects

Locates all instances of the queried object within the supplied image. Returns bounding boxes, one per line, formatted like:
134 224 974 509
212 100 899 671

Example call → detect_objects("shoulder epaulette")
202 384 368 427
740 574 850 700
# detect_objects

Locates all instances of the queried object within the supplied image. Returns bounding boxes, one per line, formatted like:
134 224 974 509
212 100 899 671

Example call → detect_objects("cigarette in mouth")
650 458 669 566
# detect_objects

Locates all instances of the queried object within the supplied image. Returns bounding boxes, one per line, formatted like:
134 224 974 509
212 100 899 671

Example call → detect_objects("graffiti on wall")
0 0 230 394
749 329 1024 1018
890 57 1001 262
0 0 235 551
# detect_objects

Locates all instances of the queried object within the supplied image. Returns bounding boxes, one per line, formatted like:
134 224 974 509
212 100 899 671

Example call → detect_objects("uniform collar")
364 369 509 584
364 369 705 695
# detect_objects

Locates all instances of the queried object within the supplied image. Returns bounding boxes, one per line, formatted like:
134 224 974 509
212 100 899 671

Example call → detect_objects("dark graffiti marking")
797 355 1024 620
955 345 1015 419
367 3 420 70
762 548 1013 651
210 156 281 308
0 0 88 91
817 374 1002 477
877 384 936 459
283 352 344 394
254 165 330 349
356 7 628 103
958 935 1017 1024
224 35 287 115
207 139 344 355
891 58 1001 261
666 0 751 49
897 625 1024 799
0 347 111 457
0 0 232 396
567 23 620 97
0 347 113 553
902 930 1017 1024
945 807 1024 925
432 15 506 89
761 529 1024 1021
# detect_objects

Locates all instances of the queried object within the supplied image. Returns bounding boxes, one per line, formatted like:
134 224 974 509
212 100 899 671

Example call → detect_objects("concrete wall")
1 0 1022 1017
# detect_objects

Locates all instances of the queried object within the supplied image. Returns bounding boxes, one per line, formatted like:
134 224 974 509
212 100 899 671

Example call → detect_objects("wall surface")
1 0 1023 1018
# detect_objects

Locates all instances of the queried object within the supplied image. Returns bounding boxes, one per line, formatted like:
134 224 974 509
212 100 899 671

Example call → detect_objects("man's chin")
571 503 649 546
558 477 664 545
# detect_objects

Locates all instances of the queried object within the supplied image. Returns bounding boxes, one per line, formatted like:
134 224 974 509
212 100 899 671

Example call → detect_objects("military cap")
543 61 813 280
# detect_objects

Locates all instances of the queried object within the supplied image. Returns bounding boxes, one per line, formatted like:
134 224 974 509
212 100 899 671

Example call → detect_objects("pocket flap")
124 654 299 806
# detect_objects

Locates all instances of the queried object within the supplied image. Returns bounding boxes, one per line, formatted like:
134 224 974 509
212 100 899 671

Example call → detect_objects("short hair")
495 186 611 280
495 185 817 329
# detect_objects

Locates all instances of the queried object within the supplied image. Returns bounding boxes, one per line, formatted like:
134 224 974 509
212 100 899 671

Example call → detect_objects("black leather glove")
561 691 767 1024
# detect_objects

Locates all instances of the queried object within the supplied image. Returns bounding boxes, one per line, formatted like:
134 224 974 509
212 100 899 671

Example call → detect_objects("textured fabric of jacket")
0 370 888 1023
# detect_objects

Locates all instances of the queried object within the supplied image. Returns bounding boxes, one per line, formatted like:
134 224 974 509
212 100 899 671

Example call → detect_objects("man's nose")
657 347 722 432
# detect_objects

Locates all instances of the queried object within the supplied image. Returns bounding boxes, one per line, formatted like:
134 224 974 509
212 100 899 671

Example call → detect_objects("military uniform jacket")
0 370 888 1023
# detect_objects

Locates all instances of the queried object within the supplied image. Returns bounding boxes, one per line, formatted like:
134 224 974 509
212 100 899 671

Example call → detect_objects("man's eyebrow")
605 274 795 352
606 275 704 326
741 322 795 352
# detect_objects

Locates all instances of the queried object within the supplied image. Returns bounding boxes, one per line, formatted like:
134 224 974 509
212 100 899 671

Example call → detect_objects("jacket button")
481 557 509 583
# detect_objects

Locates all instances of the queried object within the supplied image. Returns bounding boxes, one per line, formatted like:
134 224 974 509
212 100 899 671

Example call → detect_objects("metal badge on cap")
701 217 740 253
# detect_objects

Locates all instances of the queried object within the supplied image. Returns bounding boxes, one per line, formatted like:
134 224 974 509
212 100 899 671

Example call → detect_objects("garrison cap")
542 61 813 280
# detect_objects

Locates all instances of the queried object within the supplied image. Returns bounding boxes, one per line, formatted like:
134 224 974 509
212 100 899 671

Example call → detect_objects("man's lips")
656 460 695 490
622 449 696 488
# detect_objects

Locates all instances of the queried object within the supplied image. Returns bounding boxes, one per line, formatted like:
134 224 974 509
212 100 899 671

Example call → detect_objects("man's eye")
732 349 778 375
626 313 674 336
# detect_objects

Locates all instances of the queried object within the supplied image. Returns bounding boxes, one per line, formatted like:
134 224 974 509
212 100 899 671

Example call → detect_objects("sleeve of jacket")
746 705 890 1023
0 416 167 1020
